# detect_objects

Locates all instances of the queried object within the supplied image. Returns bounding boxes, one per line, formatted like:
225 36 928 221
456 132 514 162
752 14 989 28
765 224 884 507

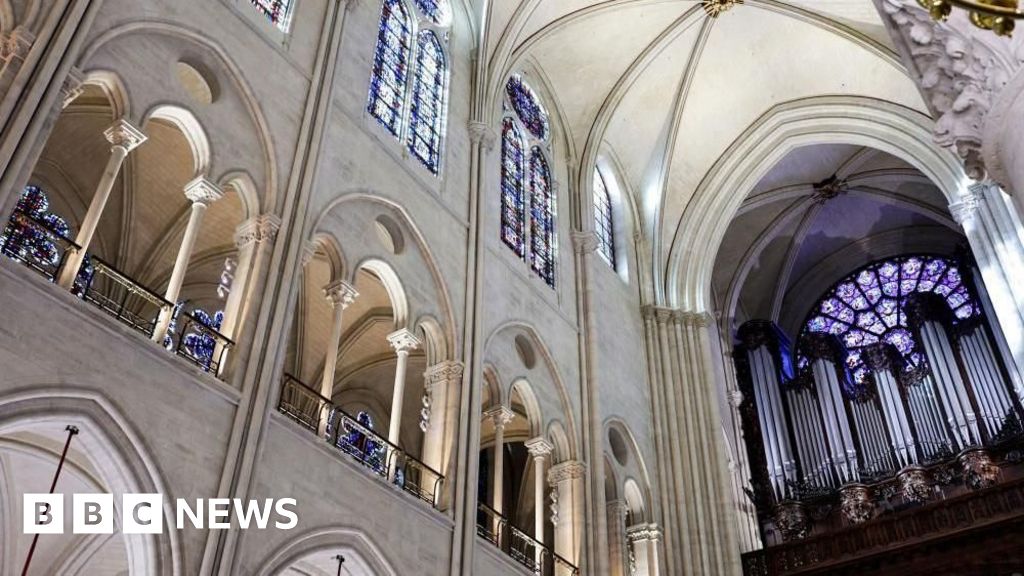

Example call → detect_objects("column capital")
641 305 675 324
607 499 629 518
1 27 35 61
387 328 420 353
626 522 662 543
484 405 515 428
104 119 147 152
950 192 982 227
61 67 86 108
675 309 712 328
571 231 599 255
525 436 554 459
184 176 224 206
424 360 464 387
235 214 281 249
324 279 358 309
468 121 497 150
548 460 586 486
301 240 319 267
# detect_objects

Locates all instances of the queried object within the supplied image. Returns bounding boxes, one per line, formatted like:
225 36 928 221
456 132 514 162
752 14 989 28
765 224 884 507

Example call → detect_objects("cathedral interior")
1 0 1024 574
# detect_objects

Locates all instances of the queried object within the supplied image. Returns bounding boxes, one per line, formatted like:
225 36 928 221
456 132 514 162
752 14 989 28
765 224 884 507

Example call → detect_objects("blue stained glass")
506 75 550 141
250 0 295 31
1 186 92 291
593 168 616 268
528 147 555 287
408 31 447 174
799 255 980 397
369 0 413 137
414 0 450 23
500 118 526 257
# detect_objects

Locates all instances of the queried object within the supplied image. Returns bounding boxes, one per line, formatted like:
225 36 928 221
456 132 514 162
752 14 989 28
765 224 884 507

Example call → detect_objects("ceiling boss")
917 0 1023 35
701 0 742 17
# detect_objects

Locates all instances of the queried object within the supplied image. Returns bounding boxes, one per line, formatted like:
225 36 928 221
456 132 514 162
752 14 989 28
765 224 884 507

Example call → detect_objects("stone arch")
354 258 409 329
668 95 968 311
0 387 182 576
81 69 129 119
254 526 399 576
510 378 544 438
308 232 346 284
143 104 211 178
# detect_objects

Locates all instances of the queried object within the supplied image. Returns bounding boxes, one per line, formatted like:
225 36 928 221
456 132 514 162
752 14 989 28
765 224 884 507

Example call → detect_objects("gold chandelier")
917 0 1023 36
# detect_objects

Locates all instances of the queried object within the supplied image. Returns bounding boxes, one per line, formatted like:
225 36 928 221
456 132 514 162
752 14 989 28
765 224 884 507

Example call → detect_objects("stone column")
421 360 464 481
484 405 514 531
57 119 146 289
318 280 359 399
627 524 663 576
0 28 35 103
525 436 554 560
386 328 421 448
548 460 586 573
607 500 629 576
950 182 1024 390
152 177 224 342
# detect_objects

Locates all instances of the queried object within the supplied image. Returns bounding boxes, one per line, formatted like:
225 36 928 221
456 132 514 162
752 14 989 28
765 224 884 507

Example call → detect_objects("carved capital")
641 305 675 325
484 405 515 428
235 214 282 249
301 241 319 267
949 188 982 226
387 328 421 353
324 280 358 309
61 67 86 108
679 310 712 328
468 121 496 150
184 176 224 206
104 119 147 152
548 460 586 486
626 523 662 543
571 231 599 255
425 360 464 388
525 436 554 459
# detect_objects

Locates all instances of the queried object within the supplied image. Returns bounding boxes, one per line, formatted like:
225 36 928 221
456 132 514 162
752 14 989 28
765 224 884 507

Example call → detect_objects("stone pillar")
152 177 224 342
0 28 35 102
607 500 629 576
525 436 554 564
548 460 586 572
484 405 514 531
386 328 421 448
627 524 663 576
57 119 146 288
950 182 1024 390
318 280 359 400
421 360 464 482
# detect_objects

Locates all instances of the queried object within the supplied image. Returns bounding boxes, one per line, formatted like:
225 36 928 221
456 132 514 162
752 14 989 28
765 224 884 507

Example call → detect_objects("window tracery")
593 167 616 268
500 74 557 287
368 0 450 174
800 255 979 393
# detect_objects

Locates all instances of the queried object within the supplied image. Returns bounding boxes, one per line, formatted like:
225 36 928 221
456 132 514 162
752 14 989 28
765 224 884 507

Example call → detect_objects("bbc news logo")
23 494 298 534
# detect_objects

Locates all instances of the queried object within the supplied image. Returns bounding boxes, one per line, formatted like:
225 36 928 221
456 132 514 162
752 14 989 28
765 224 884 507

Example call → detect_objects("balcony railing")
1 215 233 380
277 375 445 508
476 503 580 576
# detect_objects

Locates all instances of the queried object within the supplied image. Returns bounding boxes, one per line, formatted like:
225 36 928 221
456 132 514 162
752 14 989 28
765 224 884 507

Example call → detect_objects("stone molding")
61 67 86 108
184 176 224 206
424 360 464 388
1 27 34 61
548 460 586 485
525 436 554 458
468 121 496 150
235 214 282 249
626 522 662 543
484 405 515 428
571 231 599 255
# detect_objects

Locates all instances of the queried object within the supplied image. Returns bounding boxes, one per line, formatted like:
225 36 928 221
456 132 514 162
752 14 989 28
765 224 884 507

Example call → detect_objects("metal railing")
0 212 80 282
278 375 445 507
166 308 234 375
76 257 170 338
476 503 580 576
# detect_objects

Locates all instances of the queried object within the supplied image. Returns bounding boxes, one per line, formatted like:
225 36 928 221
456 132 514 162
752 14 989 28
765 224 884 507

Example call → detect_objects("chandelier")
917 0 1023 36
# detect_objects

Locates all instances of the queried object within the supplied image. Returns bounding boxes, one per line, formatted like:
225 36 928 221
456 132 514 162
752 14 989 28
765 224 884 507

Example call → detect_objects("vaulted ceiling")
475 0 932 301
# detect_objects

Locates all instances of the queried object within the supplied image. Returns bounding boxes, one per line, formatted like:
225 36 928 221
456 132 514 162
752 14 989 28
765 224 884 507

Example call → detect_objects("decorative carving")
800 333 845 363
468 121 497 150
300 241 319 267
839 484 875 525
811 174 849 204
1 27 34 61
235 214 282 249
861 343 903 373
548 460 586 485
61 67 86 108
898 465 934 503
881 0 1015 181
571 231 599 255
425 360 464 388
702 0 742 17
549 488 559 527
774 501 810 541
626 523 662 543
104 119 147 152
184 176 224 206
387 328 420 353
960 448 1000 490
484 405 515 429
949 185 984 226
323 280 358 309
525 436 554 458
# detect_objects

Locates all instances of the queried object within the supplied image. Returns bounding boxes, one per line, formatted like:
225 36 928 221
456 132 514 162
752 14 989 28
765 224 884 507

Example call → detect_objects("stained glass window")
506 75 550 141
800 255 979 394
414 0 450 24
594 168 615 268
249 0 295 31
368 0 413 137
529 147 555 287
408 30 447 174
501 118 526 256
